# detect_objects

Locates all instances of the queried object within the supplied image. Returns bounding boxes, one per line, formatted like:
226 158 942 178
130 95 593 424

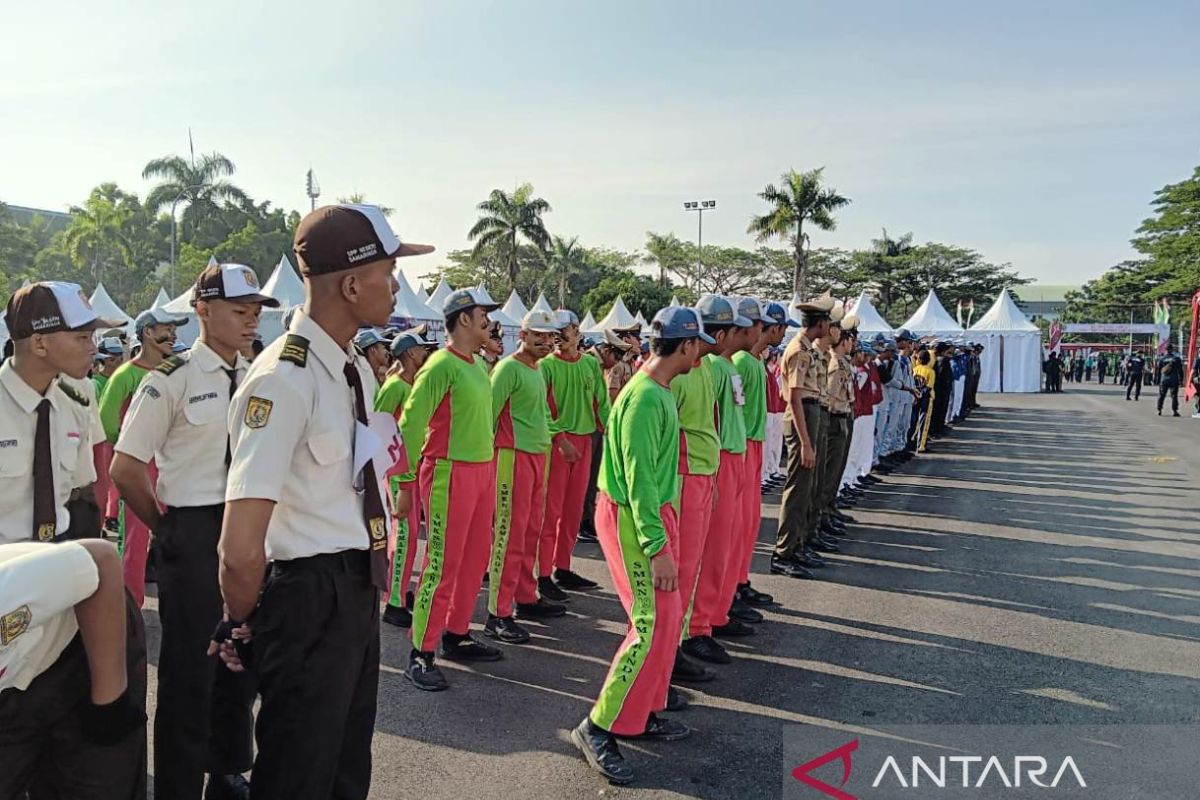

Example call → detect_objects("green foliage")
467 183 552 285
581 272 673 320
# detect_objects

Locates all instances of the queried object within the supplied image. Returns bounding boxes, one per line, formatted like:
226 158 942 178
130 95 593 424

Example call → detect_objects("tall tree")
467 183 552 285
1131 164 1200 297
142 151 249 242
540 235 586 308
63 183 133 286
747 167 850 298
336 193 395 217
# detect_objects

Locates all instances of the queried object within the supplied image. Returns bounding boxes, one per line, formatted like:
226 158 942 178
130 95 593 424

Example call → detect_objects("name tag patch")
0 439 16 448
189 392 219 404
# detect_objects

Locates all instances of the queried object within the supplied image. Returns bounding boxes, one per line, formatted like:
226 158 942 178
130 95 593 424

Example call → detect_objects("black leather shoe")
771 556 810 578
572 719 634 785
681 635 731 664
672 649 715 682
516 597 567 618
484 615 530 644
576 527 599 544
440 633 503 662
738 582 774 606
665 686 689 712
538 576 570 602
802 546 826 563
821 519 846 534
713 618 756 638
796 552 825 569
405 650 449 692
383 604 412 628
861 474 882 484
831 510 854 523
554 568 599 590
812 537 841 553
835 499 856 510
727 598 763 623
618 713 691 741
204 773 250 800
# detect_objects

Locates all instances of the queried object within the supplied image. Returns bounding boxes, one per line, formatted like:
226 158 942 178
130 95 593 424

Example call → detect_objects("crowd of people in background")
1042 345 1199 417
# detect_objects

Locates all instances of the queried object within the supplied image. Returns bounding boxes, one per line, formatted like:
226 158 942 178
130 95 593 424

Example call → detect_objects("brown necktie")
32 399 56 541
224 368 238 467
343 362 390 591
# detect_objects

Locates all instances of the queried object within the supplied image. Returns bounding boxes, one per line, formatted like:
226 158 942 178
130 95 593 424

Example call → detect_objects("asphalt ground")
141 381 1200 798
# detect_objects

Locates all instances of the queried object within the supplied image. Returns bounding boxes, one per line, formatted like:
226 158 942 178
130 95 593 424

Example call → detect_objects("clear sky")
3 1 1198 286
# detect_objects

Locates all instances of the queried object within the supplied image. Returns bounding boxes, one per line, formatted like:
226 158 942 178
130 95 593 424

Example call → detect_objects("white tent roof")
393 271 441 321
596 296 637 330
150 287 171 310
502 290 529 321
634 310 647 327
970 288 1038 332
668 295 680 307
489 307 521 328
88 283 132 325
900 289 963 334
262 256 306 307
580 311 598 333
427 279 453 309
161 285 195 315
847 290 893 333
531 293 554 314
416 283 430 304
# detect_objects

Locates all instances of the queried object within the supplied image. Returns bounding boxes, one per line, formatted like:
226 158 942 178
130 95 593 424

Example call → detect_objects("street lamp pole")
683 200 716 293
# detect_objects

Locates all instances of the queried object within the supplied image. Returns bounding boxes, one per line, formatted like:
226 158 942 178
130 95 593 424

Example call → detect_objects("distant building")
1013 284 1078 321
4 204 72 232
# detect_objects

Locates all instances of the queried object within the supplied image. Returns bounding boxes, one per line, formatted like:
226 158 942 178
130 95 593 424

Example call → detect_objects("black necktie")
224 368 238 467
32 399 56 541
343 362 390 591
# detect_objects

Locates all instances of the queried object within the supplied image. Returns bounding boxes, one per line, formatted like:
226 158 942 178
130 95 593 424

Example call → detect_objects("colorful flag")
1186 291 1199 402
1048 321 1062 354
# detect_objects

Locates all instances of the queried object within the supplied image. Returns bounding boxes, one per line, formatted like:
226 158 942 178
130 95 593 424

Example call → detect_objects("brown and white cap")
293 204 434 276
4 282 124 340
192 263 280 307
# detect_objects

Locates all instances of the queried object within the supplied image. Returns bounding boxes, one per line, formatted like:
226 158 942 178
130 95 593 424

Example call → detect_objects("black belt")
833 412 852 419
273 549 370 575
801 398 819 406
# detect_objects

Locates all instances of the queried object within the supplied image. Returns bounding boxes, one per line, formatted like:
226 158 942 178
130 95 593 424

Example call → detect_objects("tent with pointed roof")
392 270 442 323
88 283 133 326
969 288 1043 392
262 256 305 308
596 296 637 331
634 310 647 327
580 311 599 334
668 296 680 308
416 283 430 304
531 293 554 314
151 287 171 309
502 290 529 321
899 289 963 336
427 278 453 310
847 290 893 334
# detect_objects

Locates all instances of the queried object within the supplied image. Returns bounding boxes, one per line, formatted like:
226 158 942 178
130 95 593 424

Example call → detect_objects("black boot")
571 719 634 784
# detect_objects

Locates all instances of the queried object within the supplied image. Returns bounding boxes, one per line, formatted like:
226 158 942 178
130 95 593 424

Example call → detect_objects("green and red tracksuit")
590 371 682 737
669 358 719 639
91 372 113 517
733 350 768 589
98 359 154 606
538 351 610 577
489 356 552 618
375 374 421 609
399 348 495 653
689 353 747 638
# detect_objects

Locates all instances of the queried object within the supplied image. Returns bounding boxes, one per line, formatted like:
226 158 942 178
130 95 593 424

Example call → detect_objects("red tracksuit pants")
108 460 157 607
490 449 547 618
589 495 681 736
677 473 716 640
411 459 496 653
538 432 592 577
688 451 744 637
735 439 764 586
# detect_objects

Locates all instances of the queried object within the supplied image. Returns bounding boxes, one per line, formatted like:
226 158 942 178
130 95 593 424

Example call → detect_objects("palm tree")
747 167 850 298
644 231 689 287
337 192 394 217
64 183 132 285
467 183 552 285
142 151 250 239
541 235 586 308
870 228 914 315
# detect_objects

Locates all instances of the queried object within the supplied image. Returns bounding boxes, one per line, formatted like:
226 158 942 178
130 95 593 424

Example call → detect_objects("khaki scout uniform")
774 333 828 559
819 351 855 521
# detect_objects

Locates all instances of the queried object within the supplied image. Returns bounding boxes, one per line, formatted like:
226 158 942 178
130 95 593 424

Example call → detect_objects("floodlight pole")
683 200 716 293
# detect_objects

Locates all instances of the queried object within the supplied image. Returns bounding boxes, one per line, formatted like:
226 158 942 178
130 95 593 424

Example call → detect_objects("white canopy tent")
847 290 894 333
899 289 963 337
255 256 305 343
531 293 554 314
668 295 681 308
393 271 442 323
427 279 453 311
580 311 599 334
969 288 1043 392
502 290 529 321
596 296 637 331
88 283 133 327
634 310 647 328
150 288 171 310
415 283 430 305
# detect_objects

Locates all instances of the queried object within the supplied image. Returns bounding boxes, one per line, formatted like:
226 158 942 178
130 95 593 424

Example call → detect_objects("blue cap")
554 309 580 328
97 337 124 357
353 328 387 352
443 287 499 316
134 309 187 338
390 331 437 357
764 301 800 328
171 340 189 354
896 328 918 342
696 295 752 327
650 306 716 344
734 297 764 323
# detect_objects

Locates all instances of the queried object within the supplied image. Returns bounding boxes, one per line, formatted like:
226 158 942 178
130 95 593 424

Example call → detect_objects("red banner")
1048 321 1062 353
1186 290 1199 402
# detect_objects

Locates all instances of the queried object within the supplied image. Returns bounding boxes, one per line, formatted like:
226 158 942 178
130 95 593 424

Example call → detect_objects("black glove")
211 618 253 667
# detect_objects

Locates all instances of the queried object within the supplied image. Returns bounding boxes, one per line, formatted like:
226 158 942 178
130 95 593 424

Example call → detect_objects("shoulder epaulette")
58 381 89 407
156 355 186 376
280 334 310 367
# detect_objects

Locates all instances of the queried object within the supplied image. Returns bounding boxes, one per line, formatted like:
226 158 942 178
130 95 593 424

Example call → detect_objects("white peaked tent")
88 283 133 326
262 256 305 308
596 296 637 331
847 290 893 333
427 279 453 310
416 283 430 305
580 311 599 334
150 288 171 310
531 293 554 314
900 289 963 336
392 271 441 322
502 290 529 321
969 288 1043 393
634 310 647 327
668 296 681 308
